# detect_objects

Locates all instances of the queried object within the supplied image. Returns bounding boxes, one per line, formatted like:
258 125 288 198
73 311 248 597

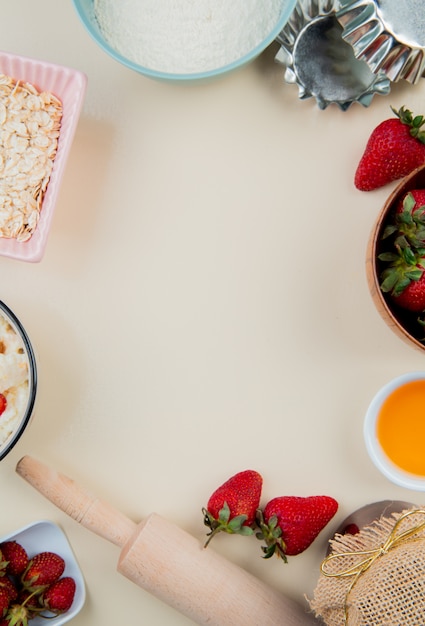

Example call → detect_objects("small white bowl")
0 50 87 262
1 520 85 624
364 372 425 491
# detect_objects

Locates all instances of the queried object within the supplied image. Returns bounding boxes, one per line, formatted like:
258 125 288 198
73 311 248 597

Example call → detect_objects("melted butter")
377 380 425 476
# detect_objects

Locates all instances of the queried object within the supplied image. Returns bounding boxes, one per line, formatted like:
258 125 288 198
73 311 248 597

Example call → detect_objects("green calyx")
6 602 33 626
202 502 253 548
382 192 425 250
392 105 425 143
379 192 425 296
255 509 287 562
6 588 47 625
379 248 425 297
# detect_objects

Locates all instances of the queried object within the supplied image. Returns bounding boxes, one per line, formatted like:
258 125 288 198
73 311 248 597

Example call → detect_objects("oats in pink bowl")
0 51 87 262
0 74 63 242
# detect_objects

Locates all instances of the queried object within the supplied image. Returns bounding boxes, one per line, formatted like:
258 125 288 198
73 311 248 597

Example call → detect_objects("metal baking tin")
336 0 425 84
275 0 391 110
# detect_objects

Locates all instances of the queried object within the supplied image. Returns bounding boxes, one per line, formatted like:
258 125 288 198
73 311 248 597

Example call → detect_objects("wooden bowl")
366 164 425 352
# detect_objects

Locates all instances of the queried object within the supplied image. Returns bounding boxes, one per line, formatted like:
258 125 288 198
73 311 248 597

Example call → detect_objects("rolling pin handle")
16 455 136 547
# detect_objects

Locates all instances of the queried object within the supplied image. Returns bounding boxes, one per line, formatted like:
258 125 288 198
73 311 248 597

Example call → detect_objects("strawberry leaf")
255 509 288 563
405 269 424 280
202 502 254 547
398 211 414 226
393 277 414 296
261 544 277 559
391 106 425 144
401 246 417 265
218 502 231 523
378 252 400 263
411 233 425 248
380 270 407 294
404 193 416 212
382 224 398 239
228 514 248 531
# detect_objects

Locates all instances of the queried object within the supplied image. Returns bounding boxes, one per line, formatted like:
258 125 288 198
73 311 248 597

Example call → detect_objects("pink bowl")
0 51 87 262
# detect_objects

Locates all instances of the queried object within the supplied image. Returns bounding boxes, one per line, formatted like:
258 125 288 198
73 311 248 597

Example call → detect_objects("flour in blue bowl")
94 0 284 74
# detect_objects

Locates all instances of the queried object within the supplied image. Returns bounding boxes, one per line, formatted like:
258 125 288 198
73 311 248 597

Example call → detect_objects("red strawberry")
41 577 76 614
203 470 263 546
0 542 29 577
0 553 7 578
397 189 425 213
0 578 18 603
379 190 425 311
391 271 425 311
256 495 338 561
342 523 360 535
355 106 425 191
0 395 6 418
21 552 65 591
0 587 10 617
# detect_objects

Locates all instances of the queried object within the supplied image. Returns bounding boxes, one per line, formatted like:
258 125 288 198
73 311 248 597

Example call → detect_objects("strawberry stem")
202 502 253 548
255 509 288 563
391 106 425 144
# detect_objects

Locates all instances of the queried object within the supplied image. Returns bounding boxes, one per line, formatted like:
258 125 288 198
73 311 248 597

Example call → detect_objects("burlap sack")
309 507 425 625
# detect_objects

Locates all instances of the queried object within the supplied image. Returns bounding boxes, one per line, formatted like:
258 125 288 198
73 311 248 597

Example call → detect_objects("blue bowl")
72 0 298 81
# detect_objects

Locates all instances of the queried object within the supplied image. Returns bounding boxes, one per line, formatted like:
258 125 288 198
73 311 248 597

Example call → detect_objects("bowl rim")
0 300 37 461
364 371 425 490
72 0 298 81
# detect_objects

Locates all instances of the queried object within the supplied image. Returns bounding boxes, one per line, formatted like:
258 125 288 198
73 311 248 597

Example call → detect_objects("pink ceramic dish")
0 50 87 262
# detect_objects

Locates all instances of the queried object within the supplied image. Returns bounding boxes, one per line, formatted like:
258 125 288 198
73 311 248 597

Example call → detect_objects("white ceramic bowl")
0 520 85 624
0 300 37 461
0 50 87 262
72 0 298 81
364 372 425 490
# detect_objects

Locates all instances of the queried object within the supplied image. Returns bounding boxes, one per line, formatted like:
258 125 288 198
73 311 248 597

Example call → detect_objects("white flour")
94 0 284 74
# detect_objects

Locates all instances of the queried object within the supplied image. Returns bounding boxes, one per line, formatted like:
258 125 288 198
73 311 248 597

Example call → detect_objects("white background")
1 2 425 624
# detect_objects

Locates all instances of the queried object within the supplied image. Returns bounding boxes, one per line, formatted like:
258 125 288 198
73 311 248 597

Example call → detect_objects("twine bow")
320 508 425 625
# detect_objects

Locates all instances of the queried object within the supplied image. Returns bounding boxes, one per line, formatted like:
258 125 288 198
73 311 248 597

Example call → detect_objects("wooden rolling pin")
16 456 318 626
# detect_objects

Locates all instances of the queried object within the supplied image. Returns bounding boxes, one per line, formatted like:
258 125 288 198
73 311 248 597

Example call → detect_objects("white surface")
1 2 425 625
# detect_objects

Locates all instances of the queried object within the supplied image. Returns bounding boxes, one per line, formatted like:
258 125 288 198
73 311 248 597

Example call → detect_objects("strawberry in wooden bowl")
366 164 425 351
